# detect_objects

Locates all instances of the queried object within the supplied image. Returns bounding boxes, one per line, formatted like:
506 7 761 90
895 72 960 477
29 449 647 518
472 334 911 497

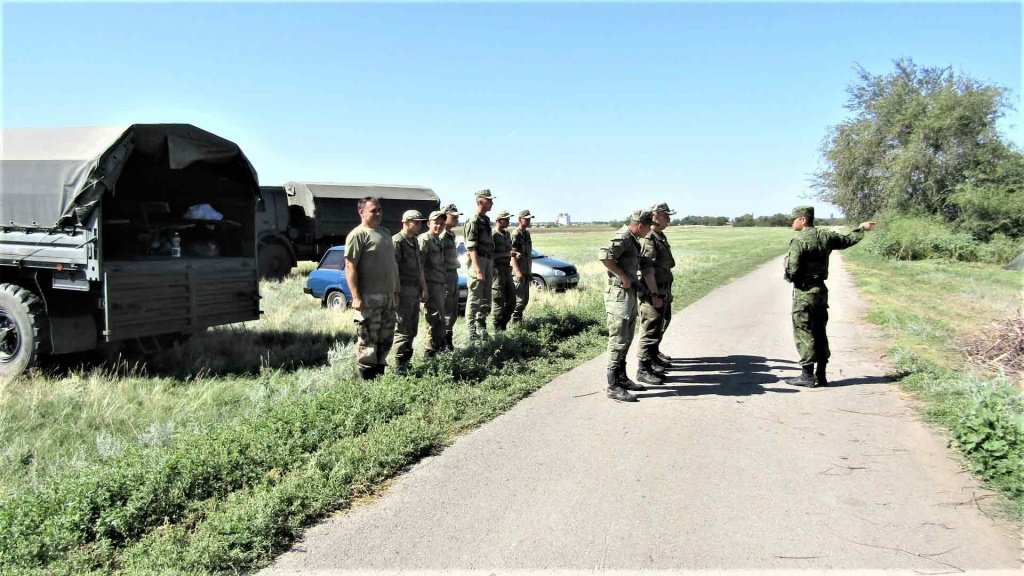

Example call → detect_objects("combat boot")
786 364 818 387
636 361 665 385
617 366 648 391
815 362 828 387
646 358 666 375
445 332 454 350
357 365 373 380
656 352 673 366
606 369 638 402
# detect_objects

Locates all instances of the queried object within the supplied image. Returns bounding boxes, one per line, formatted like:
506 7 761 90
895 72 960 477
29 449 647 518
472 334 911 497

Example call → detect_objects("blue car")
305 245 469 311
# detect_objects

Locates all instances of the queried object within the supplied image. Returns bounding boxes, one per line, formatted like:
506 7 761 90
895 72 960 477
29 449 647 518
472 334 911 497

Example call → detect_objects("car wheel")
325 290 348 310
531 275 547 291
258 241 294 279
0 283 47 380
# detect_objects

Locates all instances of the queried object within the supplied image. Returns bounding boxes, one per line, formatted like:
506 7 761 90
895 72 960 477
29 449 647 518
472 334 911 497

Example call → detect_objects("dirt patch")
962 314 1024 384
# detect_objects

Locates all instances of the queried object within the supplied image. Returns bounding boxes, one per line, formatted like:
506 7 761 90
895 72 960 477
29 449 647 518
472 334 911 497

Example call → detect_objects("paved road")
264 255 1021 574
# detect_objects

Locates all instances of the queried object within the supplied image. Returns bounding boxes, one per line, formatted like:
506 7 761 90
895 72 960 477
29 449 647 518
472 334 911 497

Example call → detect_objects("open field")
843 243 1024 513
0 226 792 575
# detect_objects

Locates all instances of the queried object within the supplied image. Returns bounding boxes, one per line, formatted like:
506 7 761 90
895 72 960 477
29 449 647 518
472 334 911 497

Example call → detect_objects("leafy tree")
814 59 1017 223
732 213 755 227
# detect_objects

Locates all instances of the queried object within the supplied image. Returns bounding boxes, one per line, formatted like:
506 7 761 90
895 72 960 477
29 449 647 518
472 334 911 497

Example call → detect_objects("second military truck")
255 182 440 278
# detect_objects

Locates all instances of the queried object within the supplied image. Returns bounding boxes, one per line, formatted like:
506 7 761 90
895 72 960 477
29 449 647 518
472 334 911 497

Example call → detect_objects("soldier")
419 210 448 356
441 203 463 350
491 209 517 331
784 206 875 387
638 202 677 379
344 197 399 380
392 210 428 373
509 209 534 325
599 209 663 402
463 189 495 342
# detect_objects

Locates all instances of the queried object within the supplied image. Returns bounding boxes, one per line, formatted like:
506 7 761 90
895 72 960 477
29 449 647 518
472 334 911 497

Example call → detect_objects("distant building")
556 213 572 226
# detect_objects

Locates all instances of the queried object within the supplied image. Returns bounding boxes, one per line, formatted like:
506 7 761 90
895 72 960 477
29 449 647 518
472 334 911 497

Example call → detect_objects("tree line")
814 58 1023 262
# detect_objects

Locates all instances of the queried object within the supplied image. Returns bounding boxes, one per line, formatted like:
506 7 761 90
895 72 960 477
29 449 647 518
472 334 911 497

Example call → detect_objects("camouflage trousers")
354 293 396 369
423 281 447 353
466 257 494 341
492 265 515 331
393 286 422 367
638 284 672 361
792 286 830 366
444 269 459 344
511 275 530 324
604 284 638 371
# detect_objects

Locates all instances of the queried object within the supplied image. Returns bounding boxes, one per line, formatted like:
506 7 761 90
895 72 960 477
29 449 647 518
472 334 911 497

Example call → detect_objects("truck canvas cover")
285 182 439 237
1 124 257 228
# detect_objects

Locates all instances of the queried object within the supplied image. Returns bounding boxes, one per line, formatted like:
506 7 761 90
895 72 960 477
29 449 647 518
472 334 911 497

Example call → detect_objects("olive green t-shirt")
344 224 398 296
509 227 533 276
443 229 460 271
493 229 513 268
418 231 447 284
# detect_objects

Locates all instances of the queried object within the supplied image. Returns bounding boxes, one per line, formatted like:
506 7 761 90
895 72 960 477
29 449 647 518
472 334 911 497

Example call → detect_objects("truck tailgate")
103 258 259 340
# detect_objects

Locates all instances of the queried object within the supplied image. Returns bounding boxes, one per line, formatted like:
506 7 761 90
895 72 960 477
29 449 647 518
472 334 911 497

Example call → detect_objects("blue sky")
3 2 1021 222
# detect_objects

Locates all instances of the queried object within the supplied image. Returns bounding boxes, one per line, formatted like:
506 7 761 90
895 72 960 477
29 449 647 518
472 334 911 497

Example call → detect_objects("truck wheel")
531 275 547 291
0 284 46 380
259 241 294 279
325 290 348 310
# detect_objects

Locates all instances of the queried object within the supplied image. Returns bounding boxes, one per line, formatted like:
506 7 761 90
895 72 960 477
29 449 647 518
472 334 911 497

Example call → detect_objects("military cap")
475 189 496 200
651 202 677 215
401 209 427 221
518 209 535 219
495 209 511 220
441 203 463 215
628 209 654 225
428 210 446 221
792 206 814 220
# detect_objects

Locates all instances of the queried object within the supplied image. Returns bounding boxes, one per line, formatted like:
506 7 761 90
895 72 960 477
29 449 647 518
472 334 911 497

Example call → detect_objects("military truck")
0 124 261 379
256 182 440 278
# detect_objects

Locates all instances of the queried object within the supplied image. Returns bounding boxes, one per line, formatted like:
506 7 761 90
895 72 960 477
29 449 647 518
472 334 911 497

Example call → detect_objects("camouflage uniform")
393 227 425 370
599 219 654 378
419 224 447 354
638 225 675 364
785 207 866 384
491 223 515 331
344 224 398 376
464 195 495 341
442 227 460 348
509 220 533 324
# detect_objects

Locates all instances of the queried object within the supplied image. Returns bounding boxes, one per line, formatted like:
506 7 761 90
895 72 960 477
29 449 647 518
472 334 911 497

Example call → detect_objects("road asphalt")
263 254 1021 575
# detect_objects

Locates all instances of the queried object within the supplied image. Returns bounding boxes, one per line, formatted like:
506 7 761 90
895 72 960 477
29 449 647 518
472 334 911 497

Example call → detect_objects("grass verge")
1 226 791 575
843 244 1024 516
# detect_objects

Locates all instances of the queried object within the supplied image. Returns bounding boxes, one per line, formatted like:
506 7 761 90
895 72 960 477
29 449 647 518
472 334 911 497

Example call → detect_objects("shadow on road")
826 375 891 387
638 355 798 398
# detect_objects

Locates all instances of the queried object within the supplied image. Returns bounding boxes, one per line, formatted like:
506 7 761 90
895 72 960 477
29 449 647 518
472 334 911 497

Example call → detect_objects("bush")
867 213 1022 263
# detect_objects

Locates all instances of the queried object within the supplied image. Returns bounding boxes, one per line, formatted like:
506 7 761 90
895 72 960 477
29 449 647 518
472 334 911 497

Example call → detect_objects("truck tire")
325 290 348 310
0 284 46 380
258 241 294 279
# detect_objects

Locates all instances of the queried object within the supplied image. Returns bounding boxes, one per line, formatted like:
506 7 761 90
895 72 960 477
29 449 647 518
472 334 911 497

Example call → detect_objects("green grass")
843 243 1024 515
0 226 791 575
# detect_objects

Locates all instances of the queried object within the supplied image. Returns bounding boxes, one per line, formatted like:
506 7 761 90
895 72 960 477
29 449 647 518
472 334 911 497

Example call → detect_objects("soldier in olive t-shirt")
345 197 399 380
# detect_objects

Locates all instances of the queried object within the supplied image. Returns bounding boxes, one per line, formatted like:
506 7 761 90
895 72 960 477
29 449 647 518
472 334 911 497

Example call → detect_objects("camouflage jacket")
785 226 865 289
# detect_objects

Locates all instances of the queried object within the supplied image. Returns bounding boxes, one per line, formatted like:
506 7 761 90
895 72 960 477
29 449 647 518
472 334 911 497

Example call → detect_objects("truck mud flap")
103 258 259 341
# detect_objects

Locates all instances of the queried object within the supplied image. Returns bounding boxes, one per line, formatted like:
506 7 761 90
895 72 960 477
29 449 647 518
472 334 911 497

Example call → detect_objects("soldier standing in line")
392 210 428 373
491 210 517 331
463 189 495 342
638 202 677 377
344 197 399 380
598 209 663 402
784 206 874 387
419 210 448 357
509 209 534 325
441 203 463 350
